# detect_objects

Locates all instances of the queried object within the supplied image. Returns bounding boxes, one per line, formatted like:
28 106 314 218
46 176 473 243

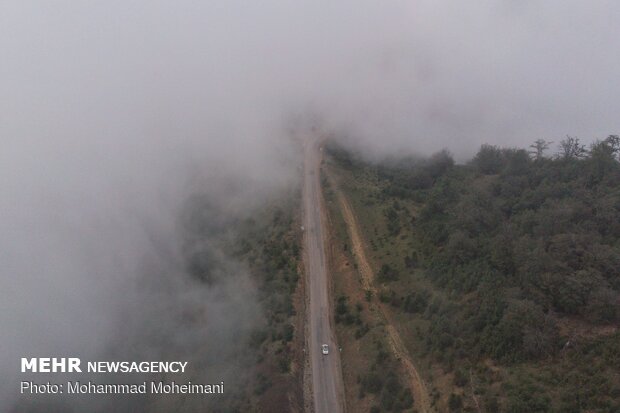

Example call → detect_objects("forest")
326 136 620 412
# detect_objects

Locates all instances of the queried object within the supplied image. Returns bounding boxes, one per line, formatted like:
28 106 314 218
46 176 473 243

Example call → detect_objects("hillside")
323 137 620 412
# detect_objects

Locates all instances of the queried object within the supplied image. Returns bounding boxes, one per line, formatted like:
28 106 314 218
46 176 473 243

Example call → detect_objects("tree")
473 144 503 174
558 136 587 159
503 148 531 175
384 205 401 235
529 139 552 160
586 286 618 323
426 149 455 178
588 139 619 182
449 393 463 411
604 134 620 160
378 264 399 282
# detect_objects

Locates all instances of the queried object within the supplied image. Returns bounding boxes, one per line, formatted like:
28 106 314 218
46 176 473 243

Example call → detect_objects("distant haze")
1 1 619 410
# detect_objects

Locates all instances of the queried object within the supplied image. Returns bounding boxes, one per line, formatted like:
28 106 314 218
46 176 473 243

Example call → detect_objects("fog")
1 1 619 410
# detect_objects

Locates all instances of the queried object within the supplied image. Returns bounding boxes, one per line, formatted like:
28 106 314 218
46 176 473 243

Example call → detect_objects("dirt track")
333 186 434 413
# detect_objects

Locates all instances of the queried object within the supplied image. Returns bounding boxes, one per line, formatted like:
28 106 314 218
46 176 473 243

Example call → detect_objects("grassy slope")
323 165 416 413
325 156 443 413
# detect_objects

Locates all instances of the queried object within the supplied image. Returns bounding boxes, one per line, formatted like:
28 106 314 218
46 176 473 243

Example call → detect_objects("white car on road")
321 344 329 355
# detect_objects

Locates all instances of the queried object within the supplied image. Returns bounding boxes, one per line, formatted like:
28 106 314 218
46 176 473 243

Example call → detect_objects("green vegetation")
324 173 415 413
354 339 414 412
333 289 413 412
326 136 620 412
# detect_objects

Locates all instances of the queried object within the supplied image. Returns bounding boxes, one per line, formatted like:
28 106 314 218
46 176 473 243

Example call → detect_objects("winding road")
303 139 345 413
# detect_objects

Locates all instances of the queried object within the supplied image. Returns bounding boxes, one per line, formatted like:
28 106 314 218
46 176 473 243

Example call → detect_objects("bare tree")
529 139 551 160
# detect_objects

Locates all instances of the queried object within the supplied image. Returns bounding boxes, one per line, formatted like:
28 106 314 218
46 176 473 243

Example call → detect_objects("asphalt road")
303 140 345 413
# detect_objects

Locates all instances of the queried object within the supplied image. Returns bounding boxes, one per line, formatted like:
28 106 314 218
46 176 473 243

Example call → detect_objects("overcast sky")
2 1 619 156
1 1 619 410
